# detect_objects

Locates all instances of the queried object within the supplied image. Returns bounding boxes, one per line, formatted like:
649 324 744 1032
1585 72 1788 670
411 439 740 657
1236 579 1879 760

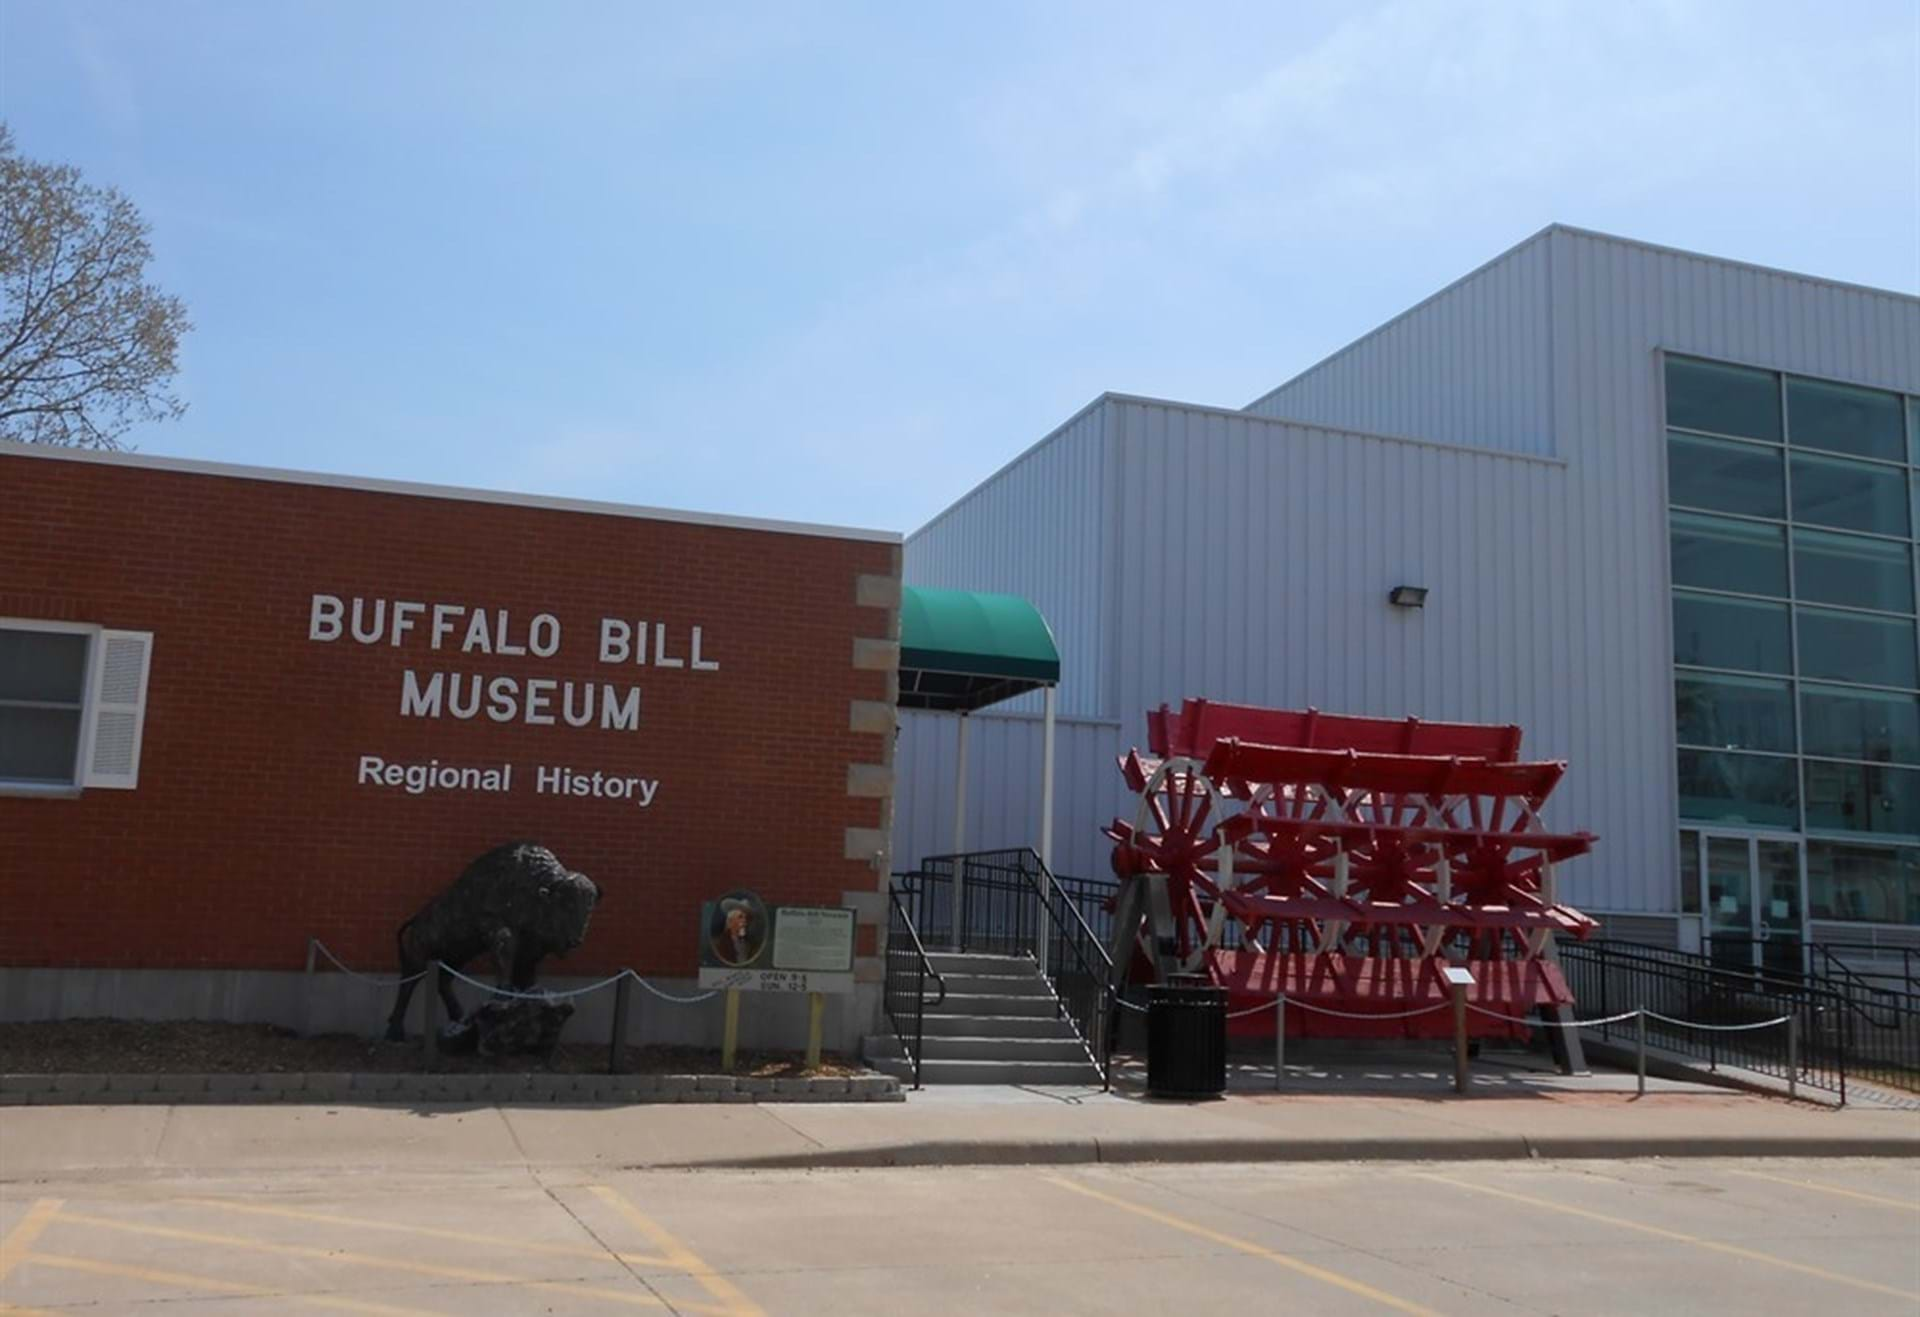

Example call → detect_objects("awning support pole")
1038 684 1057 973
953 712 969 951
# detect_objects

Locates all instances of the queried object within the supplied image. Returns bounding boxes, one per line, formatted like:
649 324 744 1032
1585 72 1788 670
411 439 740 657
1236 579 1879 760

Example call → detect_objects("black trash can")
1146 977 1227 1099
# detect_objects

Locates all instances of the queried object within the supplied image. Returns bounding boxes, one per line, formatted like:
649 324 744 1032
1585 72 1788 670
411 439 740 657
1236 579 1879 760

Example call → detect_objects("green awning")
898 586 1060 713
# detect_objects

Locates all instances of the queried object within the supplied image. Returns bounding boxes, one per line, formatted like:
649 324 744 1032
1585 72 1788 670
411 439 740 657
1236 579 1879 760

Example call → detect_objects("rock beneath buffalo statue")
438 998 575 1060
385 842 601 1042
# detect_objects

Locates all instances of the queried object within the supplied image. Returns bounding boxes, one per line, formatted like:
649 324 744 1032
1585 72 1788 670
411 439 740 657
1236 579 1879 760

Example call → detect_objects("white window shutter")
84 630 153 789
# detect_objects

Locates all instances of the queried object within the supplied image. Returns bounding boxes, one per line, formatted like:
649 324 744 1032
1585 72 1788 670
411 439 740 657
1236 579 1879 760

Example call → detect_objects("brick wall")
1 449 901 978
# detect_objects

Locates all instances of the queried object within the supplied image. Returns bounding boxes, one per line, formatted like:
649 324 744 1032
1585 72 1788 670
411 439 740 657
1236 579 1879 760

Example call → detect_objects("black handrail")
883 884 947 1089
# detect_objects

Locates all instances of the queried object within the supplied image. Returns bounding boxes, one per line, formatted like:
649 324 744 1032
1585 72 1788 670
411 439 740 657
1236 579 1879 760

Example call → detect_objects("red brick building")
1 443 903 1047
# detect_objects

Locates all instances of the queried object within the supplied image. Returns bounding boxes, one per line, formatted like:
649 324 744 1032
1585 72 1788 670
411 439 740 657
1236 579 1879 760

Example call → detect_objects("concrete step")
934 973 1055 999
924 952 1039 975
920 1013 1081 1039
866 1056 1102 1086
936 993 1060 1018
864 1034 1092 1063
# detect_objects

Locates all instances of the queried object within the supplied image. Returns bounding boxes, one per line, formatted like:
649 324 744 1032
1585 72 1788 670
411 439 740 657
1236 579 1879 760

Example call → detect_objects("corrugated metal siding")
904 399 1113 718
895 225 1920 923
1543 228 1920 915
1101 400 1635 911
1590 914 1682 949
1245 229 1557 457
892 709 1127 879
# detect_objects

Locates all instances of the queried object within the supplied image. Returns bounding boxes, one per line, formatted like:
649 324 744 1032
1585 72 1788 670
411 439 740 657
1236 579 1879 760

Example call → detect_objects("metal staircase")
878 851 1115 1088
864 951 1102 1085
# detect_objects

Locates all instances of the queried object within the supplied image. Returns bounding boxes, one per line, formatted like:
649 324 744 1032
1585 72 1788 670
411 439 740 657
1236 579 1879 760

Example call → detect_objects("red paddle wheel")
1105 700 1598 1041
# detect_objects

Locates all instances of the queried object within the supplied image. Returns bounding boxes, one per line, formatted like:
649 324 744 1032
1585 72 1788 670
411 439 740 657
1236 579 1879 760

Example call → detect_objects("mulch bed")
0 1019 864 1078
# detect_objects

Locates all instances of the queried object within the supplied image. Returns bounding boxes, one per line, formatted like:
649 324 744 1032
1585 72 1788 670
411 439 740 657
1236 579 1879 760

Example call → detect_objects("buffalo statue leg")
437 962 465 1023
385 922 427 1042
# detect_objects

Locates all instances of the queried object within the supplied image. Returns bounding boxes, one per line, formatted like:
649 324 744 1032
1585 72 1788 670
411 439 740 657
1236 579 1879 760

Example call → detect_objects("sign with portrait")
697 892 855 993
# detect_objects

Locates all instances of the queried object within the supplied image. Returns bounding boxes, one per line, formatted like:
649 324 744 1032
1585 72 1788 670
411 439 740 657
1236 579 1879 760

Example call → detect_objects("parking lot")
4 1156 1916 1315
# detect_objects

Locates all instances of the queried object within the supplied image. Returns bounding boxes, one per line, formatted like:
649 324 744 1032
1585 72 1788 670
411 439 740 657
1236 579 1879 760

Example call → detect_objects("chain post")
1635 1006 1646 1097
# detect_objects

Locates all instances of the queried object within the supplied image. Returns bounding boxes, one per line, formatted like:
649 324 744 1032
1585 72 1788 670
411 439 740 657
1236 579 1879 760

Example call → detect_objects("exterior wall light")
1388 585 1428 608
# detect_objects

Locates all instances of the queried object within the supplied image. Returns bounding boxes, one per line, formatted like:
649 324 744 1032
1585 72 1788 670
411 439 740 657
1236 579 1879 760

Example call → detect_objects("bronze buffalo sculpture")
385 841 601 1042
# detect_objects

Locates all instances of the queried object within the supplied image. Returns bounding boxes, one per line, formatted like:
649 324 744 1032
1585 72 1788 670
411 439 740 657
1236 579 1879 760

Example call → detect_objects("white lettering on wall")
310 594 345 641
391 601 426 646
599 618 631 664
401 670 444 718
311 596 722 737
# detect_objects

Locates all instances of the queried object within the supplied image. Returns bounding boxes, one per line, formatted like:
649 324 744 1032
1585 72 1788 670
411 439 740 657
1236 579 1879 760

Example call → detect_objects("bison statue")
385 841 601 1042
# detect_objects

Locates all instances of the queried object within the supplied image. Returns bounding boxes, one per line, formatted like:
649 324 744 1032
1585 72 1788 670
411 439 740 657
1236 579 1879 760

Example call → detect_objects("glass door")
1703 835 1756 971
1754 839 1804 979
1696 832 1806 977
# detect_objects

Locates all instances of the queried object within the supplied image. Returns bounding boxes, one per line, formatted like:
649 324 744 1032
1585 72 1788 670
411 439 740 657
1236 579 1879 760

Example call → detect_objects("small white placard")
698 967 854 995
1441 966 1476 987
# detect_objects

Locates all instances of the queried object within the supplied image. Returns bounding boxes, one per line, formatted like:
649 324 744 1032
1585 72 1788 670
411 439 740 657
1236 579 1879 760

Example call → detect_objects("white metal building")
892 223 1920 965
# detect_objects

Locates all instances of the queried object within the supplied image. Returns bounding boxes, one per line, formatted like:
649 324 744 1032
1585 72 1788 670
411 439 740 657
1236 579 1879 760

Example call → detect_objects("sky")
3 1 1917 534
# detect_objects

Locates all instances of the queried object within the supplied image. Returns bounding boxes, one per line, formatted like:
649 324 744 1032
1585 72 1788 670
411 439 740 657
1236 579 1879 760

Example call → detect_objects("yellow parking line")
176 1195 677 1268
590 1184 766 1317
1041 1175 1441 1316
1413 1172 1920 1302
1721 1168 1920 1213
20 1252 440 1316
51 1210 680 1311
0 1199 61 1281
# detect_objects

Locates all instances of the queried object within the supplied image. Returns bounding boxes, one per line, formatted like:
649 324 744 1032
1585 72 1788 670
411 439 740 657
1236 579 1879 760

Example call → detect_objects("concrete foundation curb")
0 1071 903 1106
649 1132 1920 1170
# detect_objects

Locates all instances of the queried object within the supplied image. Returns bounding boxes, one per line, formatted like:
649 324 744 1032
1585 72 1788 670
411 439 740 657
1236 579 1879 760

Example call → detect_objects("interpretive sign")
697 898 855 994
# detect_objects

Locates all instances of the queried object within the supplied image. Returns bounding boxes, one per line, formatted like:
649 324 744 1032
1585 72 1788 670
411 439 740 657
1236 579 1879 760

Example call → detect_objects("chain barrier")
308 940 722 1006
1467 1004 1643 1028
629 975 723 1006
309 939 432 987
435 962 636 1002
1116 992 1447 1021
1645 1009 1790 1032
1111 980 1793 1033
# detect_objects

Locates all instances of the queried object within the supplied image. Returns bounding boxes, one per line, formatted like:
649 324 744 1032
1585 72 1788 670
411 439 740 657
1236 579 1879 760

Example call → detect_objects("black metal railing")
1561 939 1857 1099
899 851 1038 956
1815 941 1920 995
883 885 946 1089
1052 872 1120 947
905 850 1116 1089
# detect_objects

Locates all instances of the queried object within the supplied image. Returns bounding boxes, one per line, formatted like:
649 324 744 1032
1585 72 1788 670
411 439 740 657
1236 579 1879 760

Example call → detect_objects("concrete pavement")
4 1158 1917 1314
2 1086 1914 1183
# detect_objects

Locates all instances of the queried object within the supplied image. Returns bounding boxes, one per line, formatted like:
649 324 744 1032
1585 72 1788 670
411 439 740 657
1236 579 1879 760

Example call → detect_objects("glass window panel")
1666 357 1781 441
1668 432 1783 518
0 706 83 784
1803 760 1920 837
1675 673 1794 752
1672 591 1791 674
1676 750 1798 828
1806 841 1920 925
1801 685 1920 764
0 629 89 704
1670 512 1788 597
1792 528 1914 613
1787 376 1904 461
1910 398 1919 466
1678 830 1701 914
1797 608 1918 688
1790 453 1908 536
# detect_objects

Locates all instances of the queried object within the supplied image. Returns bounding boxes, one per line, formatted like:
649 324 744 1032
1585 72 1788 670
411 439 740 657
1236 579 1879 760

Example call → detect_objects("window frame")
0 618 100 796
